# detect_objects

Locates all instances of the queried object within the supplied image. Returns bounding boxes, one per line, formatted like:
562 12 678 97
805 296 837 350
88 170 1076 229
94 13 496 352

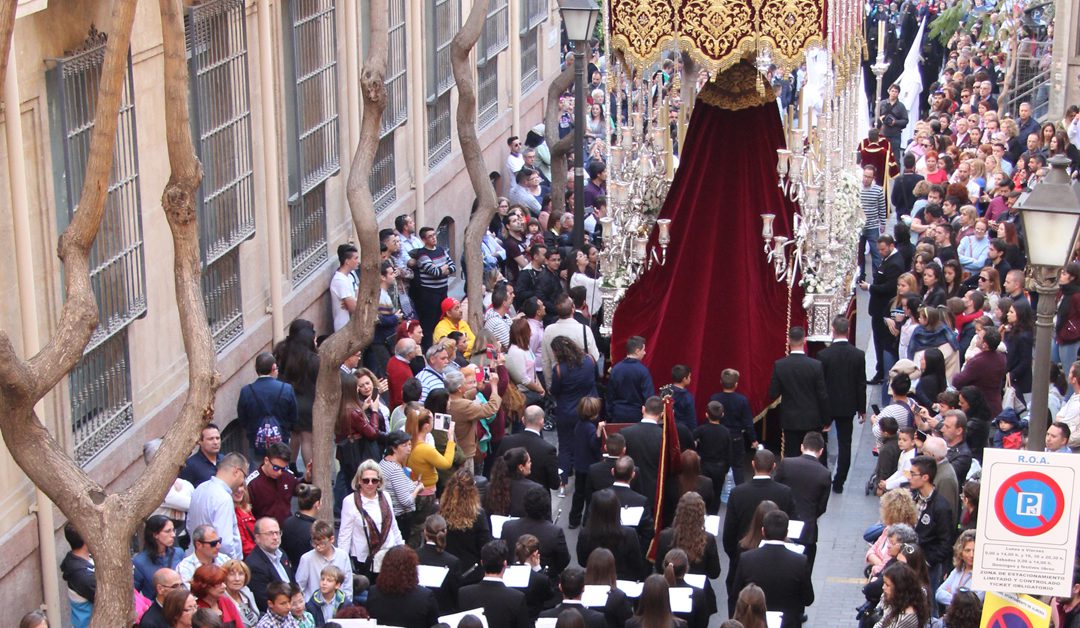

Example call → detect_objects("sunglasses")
359 477 380 485
198 539 223 547
270 463 288 472
978 276 989 282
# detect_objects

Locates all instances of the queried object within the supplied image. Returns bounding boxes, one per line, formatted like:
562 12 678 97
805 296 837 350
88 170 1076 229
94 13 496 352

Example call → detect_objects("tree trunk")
0 0 218 623
452 0 495 331
310 0 388 522
544 62 575 219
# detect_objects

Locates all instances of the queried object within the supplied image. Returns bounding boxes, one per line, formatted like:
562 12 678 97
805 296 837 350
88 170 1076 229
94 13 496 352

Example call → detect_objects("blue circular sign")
994 471 1065 536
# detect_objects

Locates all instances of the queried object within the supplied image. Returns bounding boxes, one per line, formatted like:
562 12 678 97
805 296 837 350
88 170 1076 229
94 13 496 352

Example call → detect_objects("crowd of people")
37 3 1080 628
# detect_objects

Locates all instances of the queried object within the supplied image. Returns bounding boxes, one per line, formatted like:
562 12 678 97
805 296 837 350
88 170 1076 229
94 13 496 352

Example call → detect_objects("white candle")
761 214 776 240
657 219 671 244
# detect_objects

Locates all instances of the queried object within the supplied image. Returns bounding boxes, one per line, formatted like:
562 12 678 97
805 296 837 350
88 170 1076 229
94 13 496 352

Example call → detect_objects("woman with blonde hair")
866 489 918 577
339 459 404 578
221 559 260 626
936 529 981 608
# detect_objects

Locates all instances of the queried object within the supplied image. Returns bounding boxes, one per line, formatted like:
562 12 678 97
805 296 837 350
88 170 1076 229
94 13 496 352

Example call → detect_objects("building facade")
0 0 562 616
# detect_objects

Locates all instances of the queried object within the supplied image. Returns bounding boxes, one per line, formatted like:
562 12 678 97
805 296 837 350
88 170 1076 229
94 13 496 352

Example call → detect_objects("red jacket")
387 355 414 410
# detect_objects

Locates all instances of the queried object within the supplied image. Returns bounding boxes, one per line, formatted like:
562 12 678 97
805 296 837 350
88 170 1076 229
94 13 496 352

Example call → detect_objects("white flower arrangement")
799 169 864 304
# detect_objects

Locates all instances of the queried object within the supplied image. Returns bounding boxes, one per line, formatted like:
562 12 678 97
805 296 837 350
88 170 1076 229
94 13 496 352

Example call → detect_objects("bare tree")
308 0 388 520
452 0 497 330
544 62 575 218
0 0 218 623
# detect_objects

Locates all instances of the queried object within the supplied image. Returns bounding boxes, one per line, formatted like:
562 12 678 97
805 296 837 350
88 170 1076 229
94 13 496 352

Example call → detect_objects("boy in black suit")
459 541 532 628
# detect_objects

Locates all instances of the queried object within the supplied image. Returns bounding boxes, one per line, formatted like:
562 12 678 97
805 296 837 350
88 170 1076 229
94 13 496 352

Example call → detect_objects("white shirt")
187 476 242 560
1055 393 1080 449
330 270 358 331
177 553 229 587
338 491 404 563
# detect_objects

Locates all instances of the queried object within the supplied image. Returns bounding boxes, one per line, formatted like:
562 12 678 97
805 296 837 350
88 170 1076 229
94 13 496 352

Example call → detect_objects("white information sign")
972 449 1080 597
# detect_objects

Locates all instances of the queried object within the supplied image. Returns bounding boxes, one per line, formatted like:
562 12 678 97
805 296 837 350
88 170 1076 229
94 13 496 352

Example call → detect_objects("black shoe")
866 375 883 385
832 484 844 494
569 522 580 530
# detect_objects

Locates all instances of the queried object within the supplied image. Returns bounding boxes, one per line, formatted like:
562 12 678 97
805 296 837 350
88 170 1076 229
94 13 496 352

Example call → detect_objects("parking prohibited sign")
973 449 1080 597
979 591 1050 628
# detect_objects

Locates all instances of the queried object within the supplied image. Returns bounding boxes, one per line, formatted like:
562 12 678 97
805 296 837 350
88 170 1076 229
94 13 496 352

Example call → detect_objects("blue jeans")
859 227 882 280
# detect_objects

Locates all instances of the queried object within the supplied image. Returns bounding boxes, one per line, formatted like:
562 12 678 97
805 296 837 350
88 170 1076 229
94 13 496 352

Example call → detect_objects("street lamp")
558 0 600 247
1015 155 1080 451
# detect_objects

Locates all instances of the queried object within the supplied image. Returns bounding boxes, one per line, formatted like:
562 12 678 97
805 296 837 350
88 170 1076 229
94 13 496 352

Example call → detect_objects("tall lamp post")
1015 155 1080 451
558 0 600 247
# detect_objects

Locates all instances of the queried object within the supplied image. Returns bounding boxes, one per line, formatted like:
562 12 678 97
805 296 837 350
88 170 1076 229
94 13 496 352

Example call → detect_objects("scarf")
356 491 393 557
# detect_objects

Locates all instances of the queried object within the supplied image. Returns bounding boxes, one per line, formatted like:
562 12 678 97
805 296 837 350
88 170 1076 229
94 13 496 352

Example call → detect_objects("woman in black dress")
576 489 645 581
441 468 493 584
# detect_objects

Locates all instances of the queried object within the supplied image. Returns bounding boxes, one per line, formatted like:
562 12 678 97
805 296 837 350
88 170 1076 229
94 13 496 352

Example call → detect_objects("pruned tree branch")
0 0 219 623
452 0 495 331
544 61 576 218
309 0 388 520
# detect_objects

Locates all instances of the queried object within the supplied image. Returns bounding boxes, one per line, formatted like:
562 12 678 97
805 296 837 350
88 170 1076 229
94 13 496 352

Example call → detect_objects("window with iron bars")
47 27 146 466
370 133 397 215
426 0 458 168
476 0 507 129
519 0 546 93
284 0 339 283
186 0 256 351
381 0 408 135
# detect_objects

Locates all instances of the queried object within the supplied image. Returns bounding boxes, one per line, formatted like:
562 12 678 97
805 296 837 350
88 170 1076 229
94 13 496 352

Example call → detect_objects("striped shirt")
861 183 887 231
378 459 416 516
416 366 446 402
416 246 456 290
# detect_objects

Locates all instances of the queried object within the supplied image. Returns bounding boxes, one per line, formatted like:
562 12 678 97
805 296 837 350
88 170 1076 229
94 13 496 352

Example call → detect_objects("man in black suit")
580 433 641 526
619 396 665 506
723 449 796 613
244 517 296 612
732 510 814 628
539 567 607 628
609 456 654 553
858 234 904 385
815 316 867 493
501 486 570 577
774 432 831 573
136 568 182 628
236 352 299 460
767 327 829 459
496 406 560 490
459 541 532 628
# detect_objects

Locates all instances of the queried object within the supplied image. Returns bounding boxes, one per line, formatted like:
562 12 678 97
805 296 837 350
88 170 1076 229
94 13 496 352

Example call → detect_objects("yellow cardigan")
407 440 456 488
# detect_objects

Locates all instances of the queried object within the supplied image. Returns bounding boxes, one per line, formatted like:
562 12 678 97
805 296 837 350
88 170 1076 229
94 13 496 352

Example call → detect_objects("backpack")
248 384 286 453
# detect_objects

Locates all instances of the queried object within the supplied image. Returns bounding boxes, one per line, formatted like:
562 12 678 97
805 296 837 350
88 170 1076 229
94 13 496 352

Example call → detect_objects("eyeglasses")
258 530 282 537
270 463 287 472
359 477 380 485
163 581 183 589
197 539 223 547
978 276 989 282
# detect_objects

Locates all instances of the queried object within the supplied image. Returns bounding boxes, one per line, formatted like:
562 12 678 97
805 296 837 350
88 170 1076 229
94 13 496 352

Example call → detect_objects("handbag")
1002 374 1027 415
502 383 526 415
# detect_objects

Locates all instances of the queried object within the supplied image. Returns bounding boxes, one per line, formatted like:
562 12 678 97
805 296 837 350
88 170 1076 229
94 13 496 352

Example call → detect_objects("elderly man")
135 568 183 628
920 436 958 524
447 366 502 471
387 337 418 409
246 517 296 612
416 343 450 403
433 297 476 358
176 525 229 586
188 452 249 560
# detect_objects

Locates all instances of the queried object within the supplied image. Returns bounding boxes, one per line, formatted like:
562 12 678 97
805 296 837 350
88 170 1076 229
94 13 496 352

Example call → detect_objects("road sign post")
973 449 1080 597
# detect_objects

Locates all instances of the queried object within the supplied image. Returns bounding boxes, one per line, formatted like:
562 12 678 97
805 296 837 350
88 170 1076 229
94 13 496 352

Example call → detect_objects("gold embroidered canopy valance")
609 0 862 80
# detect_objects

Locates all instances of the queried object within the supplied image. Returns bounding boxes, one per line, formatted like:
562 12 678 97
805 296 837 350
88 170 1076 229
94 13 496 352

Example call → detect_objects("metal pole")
572 46 586 247
1028 268 1059 451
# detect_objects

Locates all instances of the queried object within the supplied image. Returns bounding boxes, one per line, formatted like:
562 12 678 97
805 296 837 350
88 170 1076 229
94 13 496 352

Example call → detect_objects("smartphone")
483 366 492 380
433 412 452 431
871 404 881 415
